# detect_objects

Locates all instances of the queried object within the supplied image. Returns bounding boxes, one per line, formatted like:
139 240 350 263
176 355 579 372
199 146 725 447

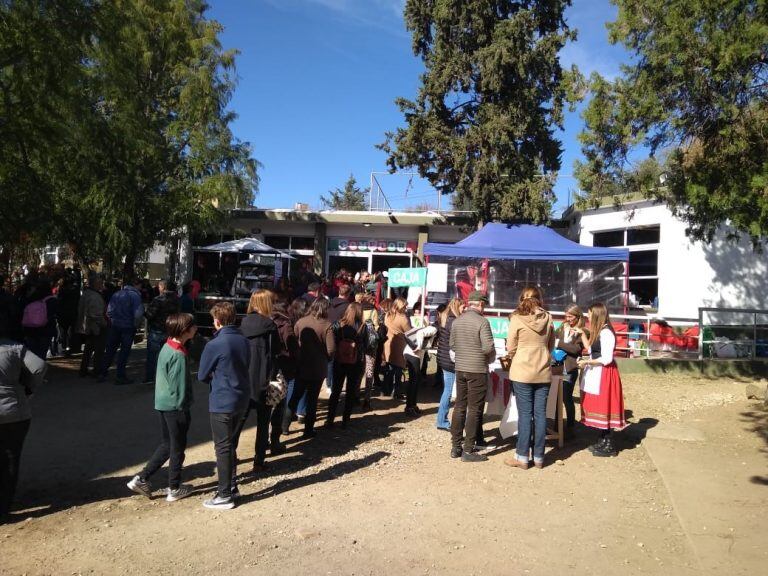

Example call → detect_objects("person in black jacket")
233 289 284 474
327 283 351 324
435 298 463 430
326 302 366 428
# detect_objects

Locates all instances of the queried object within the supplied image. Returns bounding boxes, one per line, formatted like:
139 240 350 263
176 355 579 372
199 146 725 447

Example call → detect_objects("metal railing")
697 307 768 361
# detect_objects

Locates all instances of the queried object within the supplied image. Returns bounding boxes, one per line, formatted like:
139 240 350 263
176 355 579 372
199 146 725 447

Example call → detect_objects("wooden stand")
545 375 565 448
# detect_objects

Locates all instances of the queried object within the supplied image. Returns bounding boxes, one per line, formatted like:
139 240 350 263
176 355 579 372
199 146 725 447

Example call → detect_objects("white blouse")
581 328 616 395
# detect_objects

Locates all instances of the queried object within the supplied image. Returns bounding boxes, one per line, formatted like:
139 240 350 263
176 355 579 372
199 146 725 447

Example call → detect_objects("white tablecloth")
487 367 562 438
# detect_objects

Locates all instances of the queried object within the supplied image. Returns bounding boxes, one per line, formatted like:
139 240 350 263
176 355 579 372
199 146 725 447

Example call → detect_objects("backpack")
364 320 379 354
333 322 358 365
337 337 358 365
22 297 52 328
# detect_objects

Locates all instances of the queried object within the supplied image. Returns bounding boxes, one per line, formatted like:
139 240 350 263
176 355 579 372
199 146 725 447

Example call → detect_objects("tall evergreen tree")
83 0 259 274
0 0 93 250
0 0 259 273
320 174 369 210
379 0 581 224
575 0 768 245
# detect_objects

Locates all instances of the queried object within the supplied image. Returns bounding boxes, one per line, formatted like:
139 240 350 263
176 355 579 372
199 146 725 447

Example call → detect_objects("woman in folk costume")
577 302 627 457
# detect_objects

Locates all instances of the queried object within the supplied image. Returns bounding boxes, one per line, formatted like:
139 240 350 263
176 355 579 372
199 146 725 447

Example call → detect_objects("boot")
281 406 292 435
588 436 608 454
270 434 286 455
592 436 618 457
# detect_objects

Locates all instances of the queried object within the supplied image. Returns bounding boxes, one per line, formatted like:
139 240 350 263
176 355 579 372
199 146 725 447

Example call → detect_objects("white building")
566 198 768 319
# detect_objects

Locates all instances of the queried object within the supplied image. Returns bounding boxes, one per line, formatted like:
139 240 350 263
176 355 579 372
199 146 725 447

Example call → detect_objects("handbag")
266 371 287 407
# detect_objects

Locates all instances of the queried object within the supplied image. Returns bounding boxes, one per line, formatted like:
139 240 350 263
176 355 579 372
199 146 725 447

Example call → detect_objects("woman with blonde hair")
234 289 283 473
435 298 464 430
554 304 587 437
577 302 626 457
505 286 555 470
382 297 411 398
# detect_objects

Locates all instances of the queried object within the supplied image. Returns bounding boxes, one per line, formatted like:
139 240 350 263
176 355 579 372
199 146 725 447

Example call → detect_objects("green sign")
486 317 562 339
488 317 509 339
388 267 427 288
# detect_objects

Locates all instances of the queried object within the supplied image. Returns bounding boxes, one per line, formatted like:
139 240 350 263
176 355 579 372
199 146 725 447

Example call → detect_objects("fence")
697 307 768 361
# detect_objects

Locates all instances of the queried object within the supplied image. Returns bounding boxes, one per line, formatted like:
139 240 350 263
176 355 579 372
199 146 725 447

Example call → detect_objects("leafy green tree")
1 0 259 275
0 0 93 250
575 0 768 245
379 0 582 224
82 0 259 275
320 174 369 210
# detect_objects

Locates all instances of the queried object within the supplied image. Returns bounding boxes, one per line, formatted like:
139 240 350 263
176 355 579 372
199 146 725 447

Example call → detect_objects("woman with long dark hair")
577 302 627 457
504 286 555 470
326 302 366 428
290 298 335 438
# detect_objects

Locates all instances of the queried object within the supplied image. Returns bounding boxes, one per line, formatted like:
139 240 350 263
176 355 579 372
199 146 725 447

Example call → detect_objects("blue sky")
208 0 631 216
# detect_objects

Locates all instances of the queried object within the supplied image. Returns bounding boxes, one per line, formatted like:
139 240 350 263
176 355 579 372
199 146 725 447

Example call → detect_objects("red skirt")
581 363 627 430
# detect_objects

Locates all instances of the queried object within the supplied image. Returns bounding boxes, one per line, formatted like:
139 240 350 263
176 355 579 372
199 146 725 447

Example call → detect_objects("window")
627 225 660 245
591 225 660 307
263 235 314 251
264 235 289 249
593 230 625 247
628 250 658 277
291 237 315 250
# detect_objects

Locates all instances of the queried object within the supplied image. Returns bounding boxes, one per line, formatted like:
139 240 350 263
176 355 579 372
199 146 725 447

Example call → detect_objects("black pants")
0 419 31 519
210 411 243 499
563 369 578 427
289 378 322 434
232 395 284 468
140 410 190 490
327 362 361 424
450 371 487 452
405 355 421 408
79 332 106 375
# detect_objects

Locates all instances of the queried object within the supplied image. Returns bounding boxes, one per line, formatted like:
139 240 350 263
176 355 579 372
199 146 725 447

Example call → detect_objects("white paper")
426 263 448 293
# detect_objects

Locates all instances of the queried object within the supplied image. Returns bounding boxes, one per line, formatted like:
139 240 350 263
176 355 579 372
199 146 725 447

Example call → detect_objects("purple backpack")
22 296 52 328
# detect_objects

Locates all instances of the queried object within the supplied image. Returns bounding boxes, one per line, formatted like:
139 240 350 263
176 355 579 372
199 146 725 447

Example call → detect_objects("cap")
467 290 488 303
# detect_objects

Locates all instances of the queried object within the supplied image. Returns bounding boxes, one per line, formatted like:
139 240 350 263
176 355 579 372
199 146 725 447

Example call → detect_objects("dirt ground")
1 351 767 576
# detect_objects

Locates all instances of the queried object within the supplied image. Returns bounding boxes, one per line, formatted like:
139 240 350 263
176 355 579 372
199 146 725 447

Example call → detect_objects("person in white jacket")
402 323 437 416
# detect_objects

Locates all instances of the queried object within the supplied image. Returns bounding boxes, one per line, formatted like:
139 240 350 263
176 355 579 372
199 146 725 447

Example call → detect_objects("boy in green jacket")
127 313 197 501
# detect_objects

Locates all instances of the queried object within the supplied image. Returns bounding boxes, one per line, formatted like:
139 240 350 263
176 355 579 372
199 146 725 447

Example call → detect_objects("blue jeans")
100 326 136 379
436 370 455 429
145 329 166 382
513 381 550 464
326 359 334 391
285 379 307 417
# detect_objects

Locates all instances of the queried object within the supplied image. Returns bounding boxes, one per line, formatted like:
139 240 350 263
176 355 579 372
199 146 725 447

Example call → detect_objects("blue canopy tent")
423 223 629 311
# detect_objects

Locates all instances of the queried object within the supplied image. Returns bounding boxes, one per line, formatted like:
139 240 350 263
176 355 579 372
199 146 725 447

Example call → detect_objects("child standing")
127 313 197 501
198 302 251 510
577 302 627 457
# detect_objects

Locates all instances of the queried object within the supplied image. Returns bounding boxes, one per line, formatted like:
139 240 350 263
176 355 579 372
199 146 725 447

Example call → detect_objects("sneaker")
297 415 305 424
127 475 152 498
203 495 235 510
450 447 463 459
461 451 488 462
166 485 192 502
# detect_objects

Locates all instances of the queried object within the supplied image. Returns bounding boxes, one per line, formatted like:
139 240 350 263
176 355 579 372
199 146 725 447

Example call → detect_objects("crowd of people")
0 264 626 517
